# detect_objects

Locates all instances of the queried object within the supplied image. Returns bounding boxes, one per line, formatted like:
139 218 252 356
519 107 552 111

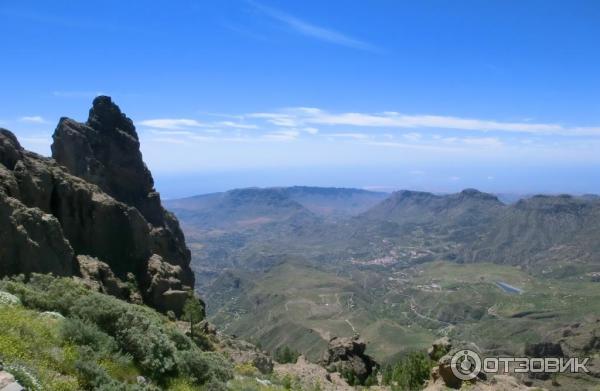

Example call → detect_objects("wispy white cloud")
248 1 381 52
460 137 503 147
134 103 600 168
262 130 300 141
365 140 465 152
249 107 600 136
303 127 319 134
139 119 204 129
329 132 370 140
215 121 258 129
140 118 258 131
150 137 188 145
148 129 195 136
248 112 300 127
402 132 422 142
19 116 47 124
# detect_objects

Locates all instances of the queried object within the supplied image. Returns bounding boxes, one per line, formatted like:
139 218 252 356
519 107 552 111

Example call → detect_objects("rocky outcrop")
0 131 75 277
141 254 195 315
51 96 157 223
321 335 378 384
219 337 274 374
0 97 199 316
276 356 356 391
76 255 137 302
52 96 191 275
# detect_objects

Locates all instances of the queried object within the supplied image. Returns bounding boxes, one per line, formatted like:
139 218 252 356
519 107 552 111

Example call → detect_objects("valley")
167 186 600 379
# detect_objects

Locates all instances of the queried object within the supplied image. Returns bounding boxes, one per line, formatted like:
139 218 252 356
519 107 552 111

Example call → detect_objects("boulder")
428 337 452 361
321 335 378 384
142 254 202 316
77 255 131 300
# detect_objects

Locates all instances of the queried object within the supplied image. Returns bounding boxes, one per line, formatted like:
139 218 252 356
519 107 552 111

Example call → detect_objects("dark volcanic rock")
0 188 75 277
77 255 132 300
52 96 158 223
52 96 192 278
321 335 378 384
0 97 199 316
0 129 23 170
142 254 196 315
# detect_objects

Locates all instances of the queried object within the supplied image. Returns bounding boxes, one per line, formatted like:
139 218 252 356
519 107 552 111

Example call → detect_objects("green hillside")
169 187 600 371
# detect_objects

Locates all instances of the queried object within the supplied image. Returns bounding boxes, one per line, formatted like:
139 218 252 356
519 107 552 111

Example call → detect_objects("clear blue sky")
1 0 599 197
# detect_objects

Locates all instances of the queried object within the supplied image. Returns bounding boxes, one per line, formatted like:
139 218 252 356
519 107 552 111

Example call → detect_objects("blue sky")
1 0 600 197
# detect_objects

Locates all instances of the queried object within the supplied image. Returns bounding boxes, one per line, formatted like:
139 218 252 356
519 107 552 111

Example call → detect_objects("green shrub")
176 350 233 385
115 311 178 377
61 318 119 356
274 346 299 364
382 351 432 391
75 355 122 390
0 275 234 388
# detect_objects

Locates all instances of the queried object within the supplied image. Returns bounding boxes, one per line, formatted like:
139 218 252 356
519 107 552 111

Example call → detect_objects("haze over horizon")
2 0 599 196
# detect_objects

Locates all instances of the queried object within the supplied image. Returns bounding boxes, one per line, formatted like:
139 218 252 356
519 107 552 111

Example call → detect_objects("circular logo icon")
451 349 482 380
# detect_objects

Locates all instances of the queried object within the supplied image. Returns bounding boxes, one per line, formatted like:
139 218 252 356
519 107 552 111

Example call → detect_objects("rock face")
52 96 192 274
76 255 135 301
0 97 199 316
321 335 378 384
0 129 75 277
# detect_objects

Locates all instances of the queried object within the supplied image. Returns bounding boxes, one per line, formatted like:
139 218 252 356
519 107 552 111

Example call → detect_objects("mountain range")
167 184 600 390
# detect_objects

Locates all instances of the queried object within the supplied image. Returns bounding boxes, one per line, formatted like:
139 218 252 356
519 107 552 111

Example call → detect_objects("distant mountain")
495 192 529 204
166 186 388 225
359 190 600 269
165 188 314 230
465 194 600 267
362 188 503 227
170 187 600 275
278 186 388 217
